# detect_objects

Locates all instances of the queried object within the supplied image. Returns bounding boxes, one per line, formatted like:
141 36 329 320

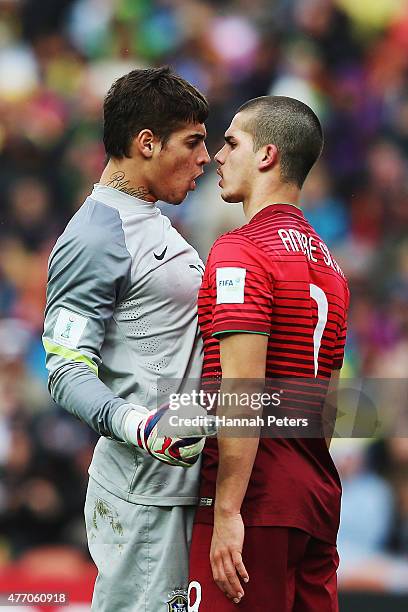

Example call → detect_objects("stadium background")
0 0 408 609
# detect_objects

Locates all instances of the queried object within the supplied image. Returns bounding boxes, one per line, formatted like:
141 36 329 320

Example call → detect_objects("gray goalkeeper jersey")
43 184 204 504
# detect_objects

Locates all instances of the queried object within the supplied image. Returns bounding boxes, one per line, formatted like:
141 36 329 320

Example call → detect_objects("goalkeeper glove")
122 403 216 468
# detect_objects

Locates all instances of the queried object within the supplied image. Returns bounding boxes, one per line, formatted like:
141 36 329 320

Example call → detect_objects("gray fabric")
44 200 132 436
43 184 204 504
85 477 193 611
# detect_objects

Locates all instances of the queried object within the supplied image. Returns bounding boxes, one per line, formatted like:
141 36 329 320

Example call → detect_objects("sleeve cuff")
212 329 269 338
212 321 270 337
111 403 149 443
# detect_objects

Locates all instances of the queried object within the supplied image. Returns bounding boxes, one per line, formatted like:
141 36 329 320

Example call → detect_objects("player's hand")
210 511 249 603
136 403 216 468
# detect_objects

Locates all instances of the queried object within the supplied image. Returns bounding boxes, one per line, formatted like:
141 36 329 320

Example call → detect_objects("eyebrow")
185 133 206 141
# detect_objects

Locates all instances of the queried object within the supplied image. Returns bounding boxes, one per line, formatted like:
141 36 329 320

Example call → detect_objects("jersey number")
188 581 202 611
310 284 328 377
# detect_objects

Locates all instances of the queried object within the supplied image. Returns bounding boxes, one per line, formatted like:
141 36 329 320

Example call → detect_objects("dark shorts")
188 524 339 612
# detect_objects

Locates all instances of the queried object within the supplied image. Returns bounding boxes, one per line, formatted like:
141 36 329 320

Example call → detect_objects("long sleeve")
42 207 132 438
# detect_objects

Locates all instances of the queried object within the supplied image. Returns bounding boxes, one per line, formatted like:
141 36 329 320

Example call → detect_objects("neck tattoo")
106 171 152 200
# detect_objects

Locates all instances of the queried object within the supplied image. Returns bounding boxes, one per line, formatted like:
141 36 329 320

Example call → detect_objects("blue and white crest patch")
167 591 187 612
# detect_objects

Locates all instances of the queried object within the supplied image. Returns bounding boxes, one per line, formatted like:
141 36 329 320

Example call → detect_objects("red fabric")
196 204 349 544
0 563 96 610
188 524 339 612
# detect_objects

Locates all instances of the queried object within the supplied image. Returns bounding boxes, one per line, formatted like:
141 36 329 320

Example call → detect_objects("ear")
258 144 278 171
132 129 155 159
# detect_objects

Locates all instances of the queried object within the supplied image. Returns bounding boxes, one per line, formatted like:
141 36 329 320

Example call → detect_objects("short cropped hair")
103 66 209 159
237 96 323 188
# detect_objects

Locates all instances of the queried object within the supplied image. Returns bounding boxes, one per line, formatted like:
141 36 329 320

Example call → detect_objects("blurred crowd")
0 0 408 595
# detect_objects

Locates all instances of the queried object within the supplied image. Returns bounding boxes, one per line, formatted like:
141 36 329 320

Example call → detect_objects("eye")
187 140 200 149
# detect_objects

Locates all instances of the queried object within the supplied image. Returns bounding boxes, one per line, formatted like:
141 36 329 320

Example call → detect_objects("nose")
214 145 225 165
200 143 211 165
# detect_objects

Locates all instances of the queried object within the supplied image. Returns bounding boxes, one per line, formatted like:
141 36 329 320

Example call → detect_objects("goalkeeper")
42 67 213 611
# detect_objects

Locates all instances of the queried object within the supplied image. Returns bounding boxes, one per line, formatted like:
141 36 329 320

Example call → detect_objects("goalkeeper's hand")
124 403 217 468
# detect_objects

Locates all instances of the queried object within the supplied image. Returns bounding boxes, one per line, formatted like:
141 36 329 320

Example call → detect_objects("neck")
243 181 301 221
99 159 156 202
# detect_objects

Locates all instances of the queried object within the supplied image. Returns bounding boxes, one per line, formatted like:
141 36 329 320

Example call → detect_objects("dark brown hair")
103 66 209 159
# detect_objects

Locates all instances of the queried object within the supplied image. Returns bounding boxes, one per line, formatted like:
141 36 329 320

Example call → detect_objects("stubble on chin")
166 190 187 206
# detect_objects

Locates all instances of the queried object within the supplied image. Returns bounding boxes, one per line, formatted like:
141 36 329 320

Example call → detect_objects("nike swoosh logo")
154 246 167 260
189 264 205 275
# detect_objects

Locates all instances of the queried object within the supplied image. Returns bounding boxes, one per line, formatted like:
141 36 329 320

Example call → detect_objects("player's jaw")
216 167 245 203
159 169 205 205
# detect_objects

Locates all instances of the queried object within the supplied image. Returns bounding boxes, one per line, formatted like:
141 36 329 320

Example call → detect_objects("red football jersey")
196 204 349 545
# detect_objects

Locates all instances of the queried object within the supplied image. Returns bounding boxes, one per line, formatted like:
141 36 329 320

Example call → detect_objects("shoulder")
210 226 256 254
50 199 131 275
76 198 126 243
58 199 129 254
207 226 267 268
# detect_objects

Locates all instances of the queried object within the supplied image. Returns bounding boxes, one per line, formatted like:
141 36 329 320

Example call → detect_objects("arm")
202 234 273 601
43 220 210 466
210 332 268 603
43 220 133 440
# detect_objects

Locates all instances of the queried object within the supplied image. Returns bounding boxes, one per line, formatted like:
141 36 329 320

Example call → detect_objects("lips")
189 172 204 191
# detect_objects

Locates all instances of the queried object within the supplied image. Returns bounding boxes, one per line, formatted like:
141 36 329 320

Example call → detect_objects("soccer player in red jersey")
188 96 349 611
